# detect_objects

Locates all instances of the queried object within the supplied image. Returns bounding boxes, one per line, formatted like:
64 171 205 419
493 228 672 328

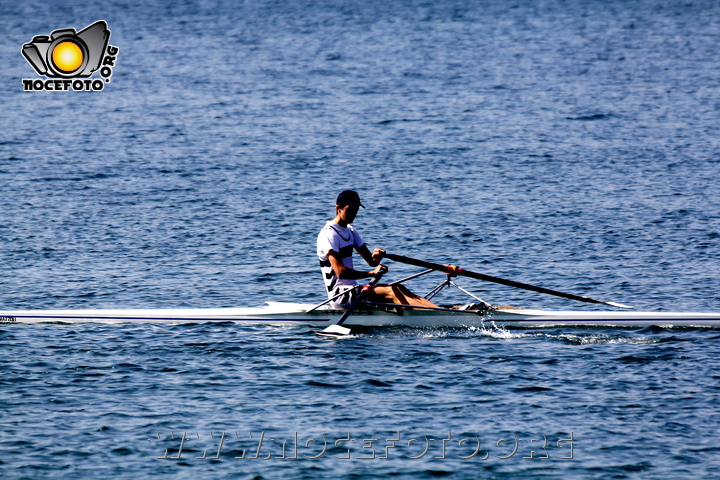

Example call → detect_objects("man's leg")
370 285 437 309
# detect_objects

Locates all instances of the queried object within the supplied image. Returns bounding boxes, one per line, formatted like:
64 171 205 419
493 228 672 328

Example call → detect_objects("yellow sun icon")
52 41 84 73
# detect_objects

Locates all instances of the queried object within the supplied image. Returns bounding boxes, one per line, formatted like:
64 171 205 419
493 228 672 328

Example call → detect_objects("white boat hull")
1 302 720 328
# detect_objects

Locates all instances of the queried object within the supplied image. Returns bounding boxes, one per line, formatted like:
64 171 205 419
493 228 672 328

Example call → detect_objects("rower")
317 190 438 310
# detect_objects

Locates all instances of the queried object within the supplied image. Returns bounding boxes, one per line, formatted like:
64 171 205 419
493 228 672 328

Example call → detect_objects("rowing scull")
1 303 719 328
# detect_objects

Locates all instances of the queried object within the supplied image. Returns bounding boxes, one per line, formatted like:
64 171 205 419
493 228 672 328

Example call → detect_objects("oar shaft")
385 253 631 308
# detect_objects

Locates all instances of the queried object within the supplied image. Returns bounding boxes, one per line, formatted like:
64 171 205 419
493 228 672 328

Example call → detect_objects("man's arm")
356 245 385 267
328 250 385 280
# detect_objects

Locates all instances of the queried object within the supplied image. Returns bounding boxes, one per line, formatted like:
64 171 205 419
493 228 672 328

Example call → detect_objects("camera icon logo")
22 20 110 78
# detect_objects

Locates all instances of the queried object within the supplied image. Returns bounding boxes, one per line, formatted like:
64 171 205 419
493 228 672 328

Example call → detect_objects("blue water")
2 0 720 478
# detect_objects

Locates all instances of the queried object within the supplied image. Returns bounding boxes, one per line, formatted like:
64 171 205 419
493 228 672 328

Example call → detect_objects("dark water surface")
1 0 720 478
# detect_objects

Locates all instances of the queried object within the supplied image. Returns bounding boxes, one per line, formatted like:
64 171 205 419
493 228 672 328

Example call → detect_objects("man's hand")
370 264 388 275
371 248 386 263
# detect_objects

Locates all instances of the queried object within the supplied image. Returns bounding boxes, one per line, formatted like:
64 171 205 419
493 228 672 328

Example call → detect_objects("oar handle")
385 254 458 275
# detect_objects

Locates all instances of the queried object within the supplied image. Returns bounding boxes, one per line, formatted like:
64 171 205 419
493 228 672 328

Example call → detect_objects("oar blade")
317 324 352 337
605 301 634 310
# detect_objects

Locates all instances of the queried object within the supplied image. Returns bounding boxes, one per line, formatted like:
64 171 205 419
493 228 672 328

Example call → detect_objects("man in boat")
317 190 438 309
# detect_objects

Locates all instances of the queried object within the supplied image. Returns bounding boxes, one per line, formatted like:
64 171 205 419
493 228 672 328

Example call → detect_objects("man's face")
338 204 360 224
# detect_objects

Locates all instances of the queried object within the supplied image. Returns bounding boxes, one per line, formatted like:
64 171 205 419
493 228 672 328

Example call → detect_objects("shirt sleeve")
317 227 336 260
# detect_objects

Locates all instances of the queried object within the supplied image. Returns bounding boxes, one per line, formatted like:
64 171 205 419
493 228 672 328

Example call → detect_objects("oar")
385 253 632 309
317 271 385 337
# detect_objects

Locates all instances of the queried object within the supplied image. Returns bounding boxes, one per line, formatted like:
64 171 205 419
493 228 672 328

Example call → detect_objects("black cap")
336 190 365 208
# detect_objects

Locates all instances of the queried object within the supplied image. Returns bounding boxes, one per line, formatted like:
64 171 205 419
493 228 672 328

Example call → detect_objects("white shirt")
317 221 365 298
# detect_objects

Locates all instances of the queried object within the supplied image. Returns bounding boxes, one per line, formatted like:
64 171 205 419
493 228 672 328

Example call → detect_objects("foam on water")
554 333 666 345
